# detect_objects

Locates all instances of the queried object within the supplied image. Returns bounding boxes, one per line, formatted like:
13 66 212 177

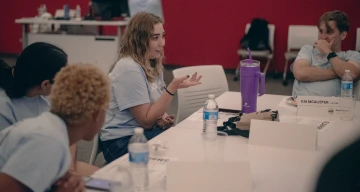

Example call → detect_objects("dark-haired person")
0 59 15 128
0 64 110 192
0 42 99 177
315 136 360 192
0 42 67 130
291 10 360 97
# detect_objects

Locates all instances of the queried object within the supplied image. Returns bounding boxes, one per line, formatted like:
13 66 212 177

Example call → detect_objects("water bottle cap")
345 70 350 73
208 94 215 99
134 128 144 134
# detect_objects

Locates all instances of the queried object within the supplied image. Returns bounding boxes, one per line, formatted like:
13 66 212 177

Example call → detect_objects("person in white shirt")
0 63 110 192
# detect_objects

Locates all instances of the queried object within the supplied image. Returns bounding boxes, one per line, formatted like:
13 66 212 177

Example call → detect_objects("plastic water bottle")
341 70 353 97
128 128 149 192
38 4 46 17
64 4 70 20
203 94 219 140
43 4 47 14
75 5 81 19
340 70 354 120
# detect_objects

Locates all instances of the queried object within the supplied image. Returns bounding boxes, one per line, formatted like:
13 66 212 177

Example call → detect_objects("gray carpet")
0 55 293 167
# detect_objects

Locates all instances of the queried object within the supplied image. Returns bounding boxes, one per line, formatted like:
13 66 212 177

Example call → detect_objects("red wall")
1 0 359 72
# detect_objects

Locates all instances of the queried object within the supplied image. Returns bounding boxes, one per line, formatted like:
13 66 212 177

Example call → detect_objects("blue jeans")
101 127 165 163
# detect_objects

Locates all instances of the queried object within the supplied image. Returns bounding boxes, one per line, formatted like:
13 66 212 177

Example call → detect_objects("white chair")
235 23 275 80
283 25 318 85
89 134 102 165
172 65 229 124
356 28 360 51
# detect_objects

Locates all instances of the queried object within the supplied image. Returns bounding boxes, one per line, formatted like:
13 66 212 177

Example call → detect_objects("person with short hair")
292 10 360 96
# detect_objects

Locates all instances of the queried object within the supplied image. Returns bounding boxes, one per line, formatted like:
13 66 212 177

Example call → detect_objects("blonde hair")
50 64 110 124
110 11 164 82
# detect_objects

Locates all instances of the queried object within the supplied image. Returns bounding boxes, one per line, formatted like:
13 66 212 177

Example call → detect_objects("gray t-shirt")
100 57 165 141
0 90 50 131
291 45 360 96
11 95 50 122
0 112 71 192
0 89 15 130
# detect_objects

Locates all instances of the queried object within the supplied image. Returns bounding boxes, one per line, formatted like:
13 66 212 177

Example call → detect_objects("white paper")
92 156 176 191
148 156 175 180
186 111 231 121
178 111 238 129
280 115 334 132
278 97 297 112
167 161 252 192
250 120 318 151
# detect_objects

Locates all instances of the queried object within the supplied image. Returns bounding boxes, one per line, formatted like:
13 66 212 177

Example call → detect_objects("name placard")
297 96 340 117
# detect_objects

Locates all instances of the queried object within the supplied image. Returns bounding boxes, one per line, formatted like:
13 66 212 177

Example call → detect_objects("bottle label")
341 81 353 90
129 152 149 163
203 111 218 120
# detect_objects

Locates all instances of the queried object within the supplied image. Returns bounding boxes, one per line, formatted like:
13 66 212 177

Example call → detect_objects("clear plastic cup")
340 95 356 121
203 131 228 161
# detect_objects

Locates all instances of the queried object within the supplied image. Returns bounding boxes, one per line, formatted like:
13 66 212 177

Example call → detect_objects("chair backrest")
172 65 229 124
287 25 318 51
245 23 275 51
356 28 360 51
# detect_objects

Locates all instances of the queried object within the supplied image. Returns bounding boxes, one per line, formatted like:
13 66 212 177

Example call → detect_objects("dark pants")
101 127 165 163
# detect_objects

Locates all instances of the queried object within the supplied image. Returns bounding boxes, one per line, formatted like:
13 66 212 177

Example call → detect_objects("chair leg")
263 58 272 76
89 135 100 165
233 58 241 81
283 59 289 86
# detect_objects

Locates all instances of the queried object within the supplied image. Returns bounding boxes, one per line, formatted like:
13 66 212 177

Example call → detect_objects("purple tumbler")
240 56 265 113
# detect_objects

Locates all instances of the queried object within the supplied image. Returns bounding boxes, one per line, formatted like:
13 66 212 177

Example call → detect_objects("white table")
90 92 360 192
15 18 128 73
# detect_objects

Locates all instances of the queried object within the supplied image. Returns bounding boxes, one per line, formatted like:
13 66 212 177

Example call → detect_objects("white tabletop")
15 17 128 26
90 92 360 192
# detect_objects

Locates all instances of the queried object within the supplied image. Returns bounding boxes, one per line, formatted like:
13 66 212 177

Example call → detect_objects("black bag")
239 18 272 53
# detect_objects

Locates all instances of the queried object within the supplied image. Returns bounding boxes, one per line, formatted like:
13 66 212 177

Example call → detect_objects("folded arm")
329 57 360 80
292 59 338 82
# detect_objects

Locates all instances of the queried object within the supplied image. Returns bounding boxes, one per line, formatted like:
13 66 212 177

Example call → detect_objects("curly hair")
50 64 110 124
110 11 164 82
